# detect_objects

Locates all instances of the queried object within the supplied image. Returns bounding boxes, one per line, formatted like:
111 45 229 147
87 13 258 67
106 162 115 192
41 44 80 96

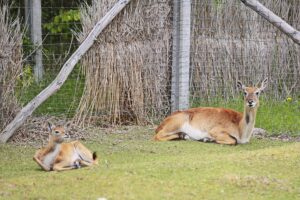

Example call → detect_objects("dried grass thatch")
191 0 300 102
74 0 171 126
10 116 89 147
75 0 299 127
0 4 23 131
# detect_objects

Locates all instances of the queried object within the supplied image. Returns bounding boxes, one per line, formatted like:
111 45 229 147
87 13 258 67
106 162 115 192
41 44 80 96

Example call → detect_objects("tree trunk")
0 0 131 143
240 0 300 45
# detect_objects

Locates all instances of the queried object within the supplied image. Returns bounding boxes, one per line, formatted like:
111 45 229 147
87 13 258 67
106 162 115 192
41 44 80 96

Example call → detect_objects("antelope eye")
243 92 247 96
55 131 60 134
255 92 260 96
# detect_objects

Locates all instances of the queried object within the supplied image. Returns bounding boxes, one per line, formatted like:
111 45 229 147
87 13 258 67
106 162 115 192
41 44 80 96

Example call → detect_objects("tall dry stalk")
0 4 23 131
74 0 171 126
191 0 300 102
75 0 299 126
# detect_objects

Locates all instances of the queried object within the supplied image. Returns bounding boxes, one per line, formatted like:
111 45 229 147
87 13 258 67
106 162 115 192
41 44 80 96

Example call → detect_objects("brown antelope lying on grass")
33 122 98 171
154 78 268 145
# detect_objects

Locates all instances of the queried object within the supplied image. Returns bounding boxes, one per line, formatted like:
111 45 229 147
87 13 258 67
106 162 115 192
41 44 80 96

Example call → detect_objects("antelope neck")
45 140 62 154
239 106 257 143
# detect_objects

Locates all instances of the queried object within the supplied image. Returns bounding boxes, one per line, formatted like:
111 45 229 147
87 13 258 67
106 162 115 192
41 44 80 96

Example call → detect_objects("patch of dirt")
7 120 300 146
253 128 300 142
9 116 92 147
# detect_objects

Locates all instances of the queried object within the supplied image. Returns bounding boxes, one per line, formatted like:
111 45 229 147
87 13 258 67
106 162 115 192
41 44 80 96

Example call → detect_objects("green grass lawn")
0 127 299 200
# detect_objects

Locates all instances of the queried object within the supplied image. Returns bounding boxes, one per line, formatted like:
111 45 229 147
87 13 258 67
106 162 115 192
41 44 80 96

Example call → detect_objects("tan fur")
33 123 98 171
154 78 268 145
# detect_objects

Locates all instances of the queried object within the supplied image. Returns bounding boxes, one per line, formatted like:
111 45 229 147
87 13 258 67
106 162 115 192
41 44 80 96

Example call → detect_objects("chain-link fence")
190 0 299 134
8 0 85 119
1 0 299 136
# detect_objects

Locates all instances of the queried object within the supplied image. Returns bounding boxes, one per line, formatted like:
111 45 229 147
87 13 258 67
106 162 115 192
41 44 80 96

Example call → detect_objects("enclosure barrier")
0 0 299 143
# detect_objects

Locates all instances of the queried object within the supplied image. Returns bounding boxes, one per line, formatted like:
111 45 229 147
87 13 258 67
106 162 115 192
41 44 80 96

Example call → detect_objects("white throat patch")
43 144 61 168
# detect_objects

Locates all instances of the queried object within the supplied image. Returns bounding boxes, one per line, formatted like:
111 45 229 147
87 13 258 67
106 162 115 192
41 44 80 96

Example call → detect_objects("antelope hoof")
201 137 214 143
74 161 81 169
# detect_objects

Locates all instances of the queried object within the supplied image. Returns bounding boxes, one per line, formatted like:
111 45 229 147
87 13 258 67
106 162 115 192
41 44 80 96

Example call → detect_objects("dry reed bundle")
11 116 89 147
191 0 300 102
0 4 22 131
75 0 299 127
74 0 171 126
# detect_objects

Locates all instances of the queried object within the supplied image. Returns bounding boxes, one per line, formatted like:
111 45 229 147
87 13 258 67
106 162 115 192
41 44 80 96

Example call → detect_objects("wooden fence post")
27 0 44 82
0 0 131 143
171 0 191 112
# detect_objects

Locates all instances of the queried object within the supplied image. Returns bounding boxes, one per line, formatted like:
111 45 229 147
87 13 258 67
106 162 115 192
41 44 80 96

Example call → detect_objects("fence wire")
2 0 299 135
190 0 299 134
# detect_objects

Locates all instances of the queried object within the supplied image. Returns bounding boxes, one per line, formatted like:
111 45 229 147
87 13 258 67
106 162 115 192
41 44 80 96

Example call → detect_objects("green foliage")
15 65 34 100
213 0 224 8
17 65 34 88
41 8 81 73
43 9 80 34
0 129 300 199
22 35 35 56
17 65 84 118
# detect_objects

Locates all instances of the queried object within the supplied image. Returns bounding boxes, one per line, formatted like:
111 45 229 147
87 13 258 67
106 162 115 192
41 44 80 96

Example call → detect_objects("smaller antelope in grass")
33 122 98 171
154 78 268 145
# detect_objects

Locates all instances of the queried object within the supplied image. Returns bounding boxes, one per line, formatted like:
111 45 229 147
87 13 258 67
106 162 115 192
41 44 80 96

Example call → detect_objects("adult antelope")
154 78 268 145
33 122 98 171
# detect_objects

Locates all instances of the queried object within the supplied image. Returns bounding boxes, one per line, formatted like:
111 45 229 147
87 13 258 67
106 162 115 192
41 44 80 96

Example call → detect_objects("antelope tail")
93 152 97 161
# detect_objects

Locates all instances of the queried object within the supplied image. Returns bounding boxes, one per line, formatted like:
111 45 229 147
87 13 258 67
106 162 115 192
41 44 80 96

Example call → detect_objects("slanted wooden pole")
171 0 191 112
0 0 131 143
240 0 300 45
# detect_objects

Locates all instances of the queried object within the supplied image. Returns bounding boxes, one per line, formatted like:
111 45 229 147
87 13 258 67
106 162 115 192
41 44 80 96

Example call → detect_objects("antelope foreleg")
33 156 51 171
209 129 237 145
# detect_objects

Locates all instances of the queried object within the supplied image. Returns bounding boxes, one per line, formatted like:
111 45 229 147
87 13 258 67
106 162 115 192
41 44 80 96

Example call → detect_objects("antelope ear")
237 81 246 90
259 77 268 91
64 121 72 134
64 121 72 128
47 122 55 132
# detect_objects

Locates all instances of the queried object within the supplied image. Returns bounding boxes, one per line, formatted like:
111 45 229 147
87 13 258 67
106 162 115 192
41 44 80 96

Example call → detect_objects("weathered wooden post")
171 0 191 112
25 0 44 82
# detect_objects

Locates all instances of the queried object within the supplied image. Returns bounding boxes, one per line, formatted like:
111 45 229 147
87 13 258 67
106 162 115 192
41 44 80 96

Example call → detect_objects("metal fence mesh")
74 0 172 126
191 0 300 101
190 0 299 134
3 0 299 136
11 0 83 118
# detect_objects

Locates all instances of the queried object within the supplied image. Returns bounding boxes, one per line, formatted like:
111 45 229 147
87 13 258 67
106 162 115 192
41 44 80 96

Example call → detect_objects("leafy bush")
43 9 80 35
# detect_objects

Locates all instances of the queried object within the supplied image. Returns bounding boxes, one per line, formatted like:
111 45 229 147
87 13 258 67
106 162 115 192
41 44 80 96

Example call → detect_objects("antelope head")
47 122 70 144
237 78 268 109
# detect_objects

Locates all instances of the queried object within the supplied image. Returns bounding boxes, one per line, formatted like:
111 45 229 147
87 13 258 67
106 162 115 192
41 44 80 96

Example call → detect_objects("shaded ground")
10 116 300 147
1 126 300 200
